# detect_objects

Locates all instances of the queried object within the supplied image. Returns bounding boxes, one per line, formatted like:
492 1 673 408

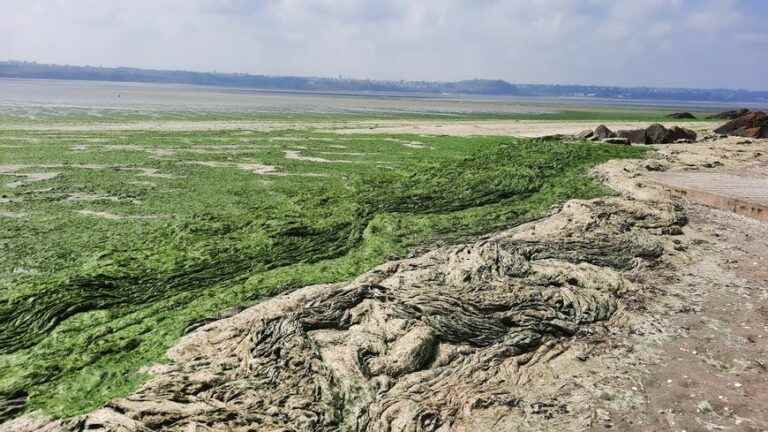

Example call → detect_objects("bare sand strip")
0 119 720 137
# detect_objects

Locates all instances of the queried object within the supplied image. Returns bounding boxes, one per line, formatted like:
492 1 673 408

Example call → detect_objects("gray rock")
594 125 616 139
645 124 697 144
616 129 648 144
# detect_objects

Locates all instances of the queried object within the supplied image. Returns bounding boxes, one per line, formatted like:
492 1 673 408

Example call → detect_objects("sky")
2 0 767 90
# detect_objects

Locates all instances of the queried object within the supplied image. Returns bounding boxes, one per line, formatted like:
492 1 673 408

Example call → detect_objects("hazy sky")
3 0 767 90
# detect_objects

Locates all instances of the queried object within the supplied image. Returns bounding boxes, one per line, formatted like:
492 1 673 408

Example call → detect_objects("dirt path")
591 137 768 431
334 120 718 137
613 205 768 431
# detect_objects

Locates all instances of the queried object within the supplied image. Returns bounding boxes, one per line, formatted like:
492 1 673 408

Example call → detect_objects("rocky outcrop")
713 111 768 139
666 112 696 119
615 128 648 144
707 108 750 120
5 195 685 432
615 124 697 144
646 124 697 144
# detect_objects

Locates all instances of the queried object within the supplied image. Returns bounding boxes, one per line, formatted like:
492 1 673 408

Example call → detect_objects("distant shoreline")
2 77 767 116
2 60 767 104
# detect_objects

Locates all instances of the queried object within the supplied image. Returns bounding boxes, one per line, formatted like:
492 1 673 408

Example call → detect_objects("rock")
575 129 595 140
714 111 768 139
594 125 616 139
646 124 670 144
674 138 693 144
697 400 714 414
667 112 696 119
707 108 750 120
644 160 667 172
616 129 648 144
645 124 698 144
601 137 630 145
667 126 698 142
616 125 697 144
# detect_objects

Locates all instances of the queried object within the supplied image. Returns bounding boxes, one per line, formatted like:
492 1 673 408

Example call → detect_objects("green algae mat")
0 128 645 420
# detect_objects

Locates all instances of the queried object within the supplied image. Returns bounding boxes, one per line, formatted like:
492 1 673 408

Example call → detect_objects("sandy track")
335 120 720 137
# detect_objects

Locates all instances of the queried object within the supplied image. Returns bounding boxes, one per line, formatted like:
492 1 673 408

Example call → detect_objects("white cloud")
0 0 765 89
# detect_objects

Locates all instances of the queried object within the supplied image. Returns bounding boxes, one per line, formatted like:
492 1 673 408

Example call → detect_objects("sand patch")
129 180 157 187
148 148 177 157
68 144 177 158
182 146 270 155
270 136 334 142
3 172 60 188
318 151 367 156
283 150 353 163
0 210 26 218
122 167 175 178
384 138 429 149
185 161 280 175
0 137 41 142
184 160 328 177
1 164 176 182
76 210 166 220
0 165 23 174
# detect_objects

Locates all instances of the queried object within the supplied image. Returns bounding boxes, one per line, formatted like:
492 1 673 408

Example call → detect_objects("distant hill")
2 60 767 103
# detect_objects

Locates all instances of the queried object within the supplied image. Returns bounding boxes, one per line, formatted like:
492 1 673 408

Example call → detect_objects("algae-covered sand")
0 123 646 420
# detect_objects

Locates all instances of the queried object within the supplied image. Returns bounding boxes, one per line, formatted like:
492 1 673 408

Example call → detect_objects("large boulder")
594 125 616 139
667 126 698 142
616 128 648 144
707 108 750 120
645 124 670 144
713 111 768 139
616 124 697 144
645 123 697 144
667 112 696 119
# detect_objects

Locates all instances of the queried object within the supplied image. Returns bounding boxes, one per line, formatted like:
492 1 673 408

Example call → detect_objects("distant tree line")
1 60 766 103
